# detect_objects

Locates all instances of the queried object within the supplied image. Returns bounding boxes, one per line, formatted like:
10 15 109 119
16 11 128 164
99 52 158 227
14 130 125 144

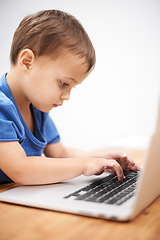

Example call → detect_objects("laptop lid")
131 99 160 219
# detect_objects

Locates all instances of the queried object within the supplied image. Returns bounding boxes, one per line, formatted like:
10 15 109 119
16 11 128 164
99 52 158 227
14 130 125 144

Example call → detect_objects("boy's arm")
0 141 129 185
44 141 101 158
0 141 84 185
44 141 140 171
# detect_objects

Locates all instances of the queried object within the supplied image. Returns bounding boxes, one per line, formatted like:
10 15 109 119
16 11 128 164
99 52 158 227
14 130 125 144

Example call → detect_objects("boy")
0 10 139 185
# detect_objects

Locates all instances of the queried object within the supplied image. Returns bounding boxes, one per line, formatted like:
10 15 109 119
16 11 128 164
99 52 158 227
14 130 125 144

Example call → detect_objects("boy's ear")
18 49 35 72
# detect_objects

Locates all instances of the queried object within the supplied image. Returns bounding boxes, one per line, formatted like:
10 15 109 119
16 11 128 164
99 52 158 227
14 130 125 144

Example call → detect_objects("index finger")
105 160 125 181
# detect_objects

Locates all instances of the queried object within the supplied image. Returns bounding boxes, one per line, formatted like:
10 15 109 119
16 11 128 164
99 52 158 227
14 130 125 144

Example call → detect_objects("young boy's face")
22 51 90 112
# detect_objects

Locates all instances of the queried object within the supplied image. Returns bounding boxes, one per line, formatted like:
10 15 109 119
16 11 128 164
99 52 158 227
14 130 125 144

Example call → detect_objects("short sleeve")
0 93 24 143
42 113 60 144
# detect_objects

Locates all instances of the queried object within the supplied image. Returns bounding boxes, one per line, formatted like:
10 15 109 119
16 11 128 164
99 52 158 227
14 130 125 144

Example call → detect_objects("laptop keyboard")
64 170 139 205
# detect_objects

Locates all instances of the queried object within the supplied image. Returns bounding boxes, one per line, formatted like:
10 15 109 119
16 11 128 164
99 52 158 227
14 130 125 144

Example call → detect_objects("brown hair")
10 9 96 72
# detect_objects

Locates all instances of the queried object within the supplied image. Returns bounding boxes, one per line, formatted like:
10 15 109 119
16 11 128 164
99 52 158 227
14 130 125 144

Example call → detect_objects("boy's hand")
83 152 140 181
103 152 140 171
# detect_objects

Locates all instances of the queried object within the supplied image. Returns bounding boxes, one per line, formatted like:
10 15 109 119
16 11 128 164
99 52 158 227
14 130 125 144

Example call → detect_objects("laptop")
0 102 159 222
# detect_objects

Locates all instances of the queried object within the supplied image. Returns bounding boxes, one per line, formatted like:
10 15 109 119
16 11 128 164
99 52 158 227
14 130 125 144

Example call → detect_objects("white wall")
0 0 160 150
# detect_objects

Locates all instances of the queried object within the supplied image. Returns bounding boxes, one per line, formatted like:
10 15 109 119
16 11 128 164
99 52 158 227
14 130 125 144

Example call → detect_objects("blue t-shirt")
0 73 60 183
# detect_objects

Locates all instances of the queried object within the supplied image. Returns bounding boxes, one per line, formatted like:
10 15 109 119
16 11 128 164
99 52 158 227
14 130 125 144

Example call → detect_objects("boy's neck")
6 66 30 109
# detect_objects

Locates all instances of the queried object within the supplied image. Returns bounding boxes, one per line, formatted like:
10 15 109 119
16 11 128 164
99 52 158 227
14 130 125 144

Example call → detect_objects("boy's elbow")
12 176 27 185
7 163 30 185
10 172 28 185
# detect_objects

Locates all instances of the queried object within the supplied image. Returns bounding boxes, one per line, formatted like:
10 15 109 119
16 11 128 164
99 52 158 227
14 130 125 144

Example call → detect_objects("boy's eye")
60 81 69 87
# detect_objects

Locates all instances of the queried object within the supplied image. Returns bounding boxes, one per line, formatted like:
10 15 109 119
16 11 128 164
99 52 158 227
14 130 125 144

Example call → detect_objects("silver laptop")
0 102 159 221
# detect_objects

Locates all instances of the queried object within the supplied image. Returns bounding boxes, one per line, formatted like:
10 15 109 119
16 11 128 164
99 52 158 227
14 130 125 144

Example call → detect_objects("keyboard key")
64 170 139 205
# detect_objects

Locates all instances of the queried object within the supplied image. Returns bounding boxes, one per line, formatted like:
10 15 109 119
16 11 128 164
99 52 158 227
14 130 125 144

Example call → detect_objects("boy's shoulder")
0 88 16 115
0 89 12 104
0 73 18 109
0 74 10 101
0 75 19 120
0 81 24 141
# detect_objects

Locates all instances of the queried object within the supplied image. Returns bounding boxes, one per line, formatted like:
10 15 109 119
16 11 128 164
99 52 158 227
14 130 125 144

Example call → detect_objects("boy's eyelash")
59 81 77 89
60 81 69 87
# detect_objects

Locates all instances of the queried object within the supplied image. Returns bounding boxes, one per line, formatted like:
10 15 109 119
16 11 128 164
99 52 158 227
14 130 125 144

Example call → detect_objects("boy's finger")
127 163 141 171
120 154 140 170
105 160 124 181
120 153 135 164
120 154 138 169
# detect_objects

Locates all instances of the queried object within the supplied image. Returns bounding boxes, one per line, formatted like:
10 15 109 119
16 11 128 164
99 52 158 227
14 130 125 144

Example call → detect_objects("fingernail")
122 154 127 158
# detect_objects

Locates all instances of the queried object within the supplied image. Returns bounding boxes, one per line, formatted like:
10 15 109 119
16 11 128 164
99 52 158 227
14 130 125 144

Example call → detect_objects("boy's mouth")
53 104 62 108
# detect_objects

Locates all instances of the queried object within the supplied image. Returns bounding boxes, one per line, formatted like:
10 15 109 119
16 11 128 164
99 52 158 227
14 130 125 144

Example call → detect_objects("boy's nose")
61 92 70 101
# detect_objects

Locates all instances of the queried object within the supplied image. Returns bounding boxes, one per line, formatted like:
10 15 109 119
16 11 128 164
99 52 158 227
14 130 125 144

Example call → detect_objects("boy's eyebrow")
65 77 77 83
